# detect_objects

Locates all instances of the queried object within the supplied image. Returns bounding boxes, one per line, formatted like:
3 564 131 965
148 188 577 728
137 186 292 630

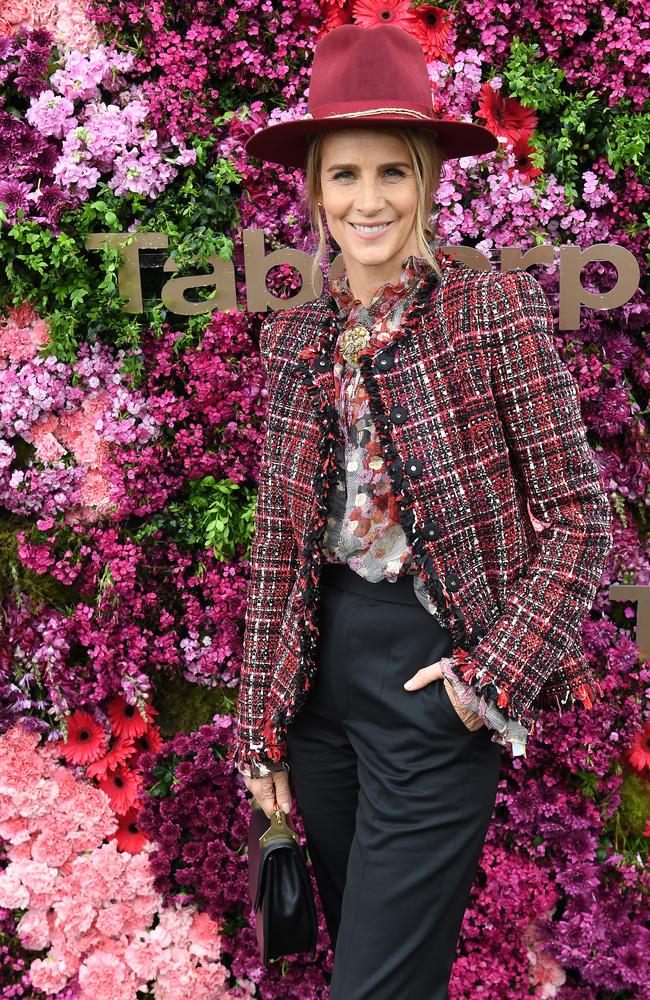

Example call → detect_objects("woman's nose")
353 183 385 212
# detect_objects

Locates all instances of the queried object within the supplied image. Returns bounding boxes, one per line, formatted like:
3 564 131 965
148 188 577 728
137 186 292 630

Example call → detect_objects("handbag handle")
252 800 300 848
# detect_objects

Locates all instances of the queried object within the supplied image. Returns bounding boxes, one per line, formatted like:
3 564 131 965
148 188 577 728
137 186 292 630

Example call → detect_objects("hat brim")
244 116 499 170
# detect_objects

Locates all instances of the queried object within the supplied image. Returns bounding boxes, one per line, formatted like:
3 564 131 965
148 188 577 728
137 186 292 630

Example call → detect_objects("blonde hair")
303 126 445 292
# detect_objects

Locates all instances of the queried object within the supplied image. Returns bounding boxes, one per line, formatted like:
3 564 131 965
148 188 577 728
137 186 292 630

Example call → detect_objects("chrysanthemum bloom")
59 710 108 766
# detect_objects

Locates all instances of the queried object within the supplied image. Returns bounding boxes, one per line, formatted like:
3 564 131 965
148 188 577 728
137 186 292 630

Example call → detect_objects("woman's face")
318 128 421 276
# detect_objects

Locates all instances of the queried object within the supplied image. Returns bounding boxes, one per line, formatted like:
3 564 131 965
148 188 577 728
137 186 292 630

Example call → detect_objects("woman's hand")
403 659 443 690
243 770 293 820
404 658 485 730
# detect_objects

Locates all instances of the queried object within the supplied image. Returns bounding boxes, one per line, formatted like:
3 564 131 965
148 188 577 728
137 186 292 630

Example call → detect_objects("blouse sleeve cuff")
439 656 530 758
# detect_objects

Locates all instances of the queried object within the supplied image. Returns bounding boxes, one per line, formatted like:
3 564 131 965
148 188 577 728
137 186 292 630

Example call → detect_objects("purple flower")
12 125 46 161
31 141 61 176
0 180 31 221
30 184 71 227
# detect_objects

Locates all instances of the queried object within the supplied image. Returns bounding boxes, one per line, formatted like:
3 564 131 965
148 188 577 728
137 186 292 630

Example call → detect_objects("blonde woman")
230 23 612 999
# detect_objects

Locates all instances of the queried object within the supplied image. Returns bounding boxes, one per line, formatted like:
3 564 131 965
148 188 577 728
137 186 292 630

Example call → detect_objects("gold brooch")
340 324 370 368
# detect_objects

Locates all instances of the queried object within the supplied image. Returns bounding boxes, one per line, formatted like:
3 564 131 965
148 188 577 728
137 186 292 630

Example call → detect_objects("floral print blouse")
320 250 529 758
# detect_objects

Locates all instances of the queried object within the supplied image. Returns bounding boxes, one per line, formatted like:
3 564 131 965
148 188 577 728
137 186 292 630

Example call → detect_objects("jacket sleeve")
450 268 613 730
227 316 299 779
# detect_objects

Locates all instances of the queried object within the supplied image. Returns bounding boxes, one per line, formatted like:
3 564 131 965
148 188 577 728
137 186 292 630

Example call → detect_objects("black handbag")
247 801 318 964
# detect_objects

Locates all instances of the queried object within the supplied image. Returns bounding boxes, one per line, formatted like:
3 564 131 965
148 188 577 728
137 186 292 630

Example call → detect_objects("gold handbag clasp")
259 808 299 848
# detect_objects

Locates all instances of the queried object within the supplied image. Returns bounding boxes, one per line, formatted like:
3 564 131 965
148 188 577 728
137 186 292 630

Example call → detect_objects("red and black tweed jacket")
228 256 613 779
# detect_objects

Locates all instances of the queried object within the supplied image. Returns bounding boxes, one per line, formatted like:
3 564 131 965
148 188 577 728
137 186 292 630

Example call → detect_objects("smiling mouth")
349 222 394 234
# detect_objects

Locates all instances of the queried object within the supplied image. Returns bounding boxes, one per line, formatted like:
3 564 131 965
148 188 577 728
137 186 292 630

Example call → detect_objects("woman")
229 23 612 999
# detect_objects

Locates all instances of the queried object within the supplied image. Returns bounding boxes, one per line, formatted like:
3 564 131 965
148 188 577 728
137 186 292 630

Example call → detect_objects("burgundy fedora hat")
244 23 498 170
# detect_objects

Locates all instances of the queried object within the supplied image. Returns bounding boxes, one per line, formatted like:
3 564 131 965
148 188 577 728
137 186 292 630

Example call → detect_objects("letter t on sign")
85 232 169 313
243 229 323 312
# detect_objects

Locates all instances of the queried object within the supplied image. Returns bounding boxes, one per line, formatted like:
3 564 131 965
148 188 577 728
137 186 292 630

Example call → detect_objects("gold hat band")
302 107 433 121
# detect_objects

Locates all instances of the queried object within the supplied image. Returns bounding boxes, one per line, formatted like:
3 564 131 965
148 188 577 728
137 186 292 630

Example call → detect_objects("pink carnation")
33 429 67 462
29 954 72 995
78 948 143 1000
17 907 52 950
0 865 30 908
0 310 50 363
12 858 59 896
31 826 74 867
188 911 222 961
123 927 169 980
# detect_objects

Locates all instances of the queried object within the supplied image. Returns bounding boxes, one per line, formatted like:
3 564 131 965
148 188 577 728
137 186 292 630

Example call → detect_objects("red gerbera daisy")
127 722 164 764
114 807 149 854
98 764 141 815
628 723 650 774
476 83 538 145
106 696 157 739
59 710 108 766
86 734 135 780
320 0 353 35
411 5 453 62
352 0 416 31
509 131 543 181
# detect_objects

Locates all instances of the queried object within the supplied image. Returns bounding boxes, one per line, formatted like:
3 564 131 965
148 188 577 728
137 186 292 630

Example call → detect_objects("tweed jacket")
228 256 613 779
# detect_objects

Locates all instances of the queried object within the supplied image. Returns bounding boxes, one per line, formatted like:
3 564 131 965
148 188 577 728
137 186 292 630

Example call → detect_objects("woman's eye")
332 168 405 180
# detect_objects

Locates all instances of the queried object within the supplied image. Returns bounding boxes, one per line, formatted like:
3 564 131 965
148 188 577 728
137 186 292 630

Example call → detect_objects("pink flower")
188 911 222 962
154 956 198 998
0 864 30 908
17 907 52 950
33 429 67 462
123 929 168 980
0 309 50 363
78 949 142 1000
12 858 59 896
26 89 77 138
31 826 74 867
29 954 72 995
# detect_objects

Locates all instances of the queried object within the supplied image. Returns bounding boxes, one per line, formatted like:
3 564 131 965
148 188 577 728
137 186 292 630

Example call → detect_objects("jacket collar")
292 246 459 410
329 251 436 324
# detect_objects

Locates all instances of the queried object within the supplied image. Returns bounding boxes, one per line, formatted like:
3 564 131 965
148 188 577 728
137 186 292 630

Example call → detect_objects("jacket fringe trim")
249 318 347 774
448 646 604 737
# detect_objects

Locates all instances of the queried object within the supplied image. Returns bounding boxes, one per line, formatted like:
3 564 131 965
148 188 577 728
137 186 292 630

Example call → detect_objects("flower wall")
0 2 648 998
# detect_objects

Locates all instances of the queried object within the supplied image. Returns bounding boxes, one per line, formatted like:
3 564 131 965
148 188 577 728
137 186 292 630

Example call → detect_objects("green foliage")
601 769 650 862
151 673 235 740
500 36 649 201
162 476 257 559
605 102 650 182
499 38 567 114
0 134 242 362
186 476 255 561
146 751 181 796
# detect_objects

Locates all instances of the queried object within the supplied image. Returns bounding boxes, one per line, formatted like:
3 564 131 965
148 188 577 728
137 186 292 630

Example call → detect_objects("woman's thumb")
273 772 292 813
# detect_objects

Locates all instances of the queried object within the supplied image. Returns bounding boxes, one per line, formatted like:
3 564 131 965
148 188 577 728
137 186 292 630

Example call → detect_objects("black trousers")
285 562 503 1000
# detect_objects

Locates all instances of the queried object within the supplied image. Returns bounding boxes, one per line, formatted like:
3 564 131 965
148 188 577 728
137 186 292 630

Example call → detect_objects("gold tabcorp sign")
85 229 643 331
